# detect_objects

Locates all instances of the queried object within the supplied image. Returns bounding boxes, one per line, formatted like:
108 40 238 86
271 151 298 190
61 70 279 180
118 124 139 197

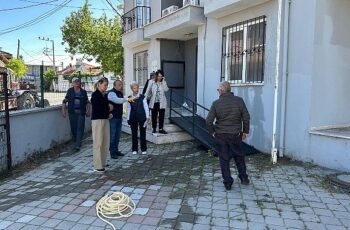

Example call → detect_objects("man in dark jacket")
62 77 90 151
108 80 131 159
206 81 250 190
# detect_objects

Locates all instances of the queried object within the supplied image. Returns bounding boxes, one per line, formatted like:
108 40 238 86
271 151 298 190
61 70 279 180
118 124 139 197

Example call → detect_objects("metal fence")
122 6 151 33
0 67 12 173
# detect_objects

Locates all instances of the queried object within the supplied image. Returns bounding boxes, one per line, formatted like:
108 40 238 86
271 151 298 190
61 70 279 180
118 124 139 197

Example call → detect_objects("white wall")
198 0 279 152
9 106 91 166
123 40 160 96
310 0 350 127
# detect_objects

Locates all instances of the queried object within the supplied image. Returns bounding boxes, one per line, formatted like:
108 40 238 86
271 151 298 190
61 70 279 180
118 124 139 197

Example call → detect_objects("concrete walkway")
0 134 349 230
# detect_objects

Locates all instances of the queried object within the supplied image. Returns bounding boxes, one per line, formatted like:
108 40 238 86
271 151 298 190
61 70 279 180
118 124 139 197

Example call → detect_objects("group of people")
62 71 251 190
62 70 169 172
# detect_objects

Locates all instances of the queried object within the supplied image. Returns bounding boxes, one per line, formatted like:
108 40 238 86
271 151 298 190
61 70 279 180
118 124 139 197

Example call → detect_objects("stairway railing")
169 88 212 143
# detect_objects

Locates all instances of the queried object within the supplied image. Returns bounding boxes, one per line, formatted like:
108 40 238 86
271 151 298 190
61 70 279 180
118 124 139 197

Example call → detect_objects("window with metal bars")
221 16 266 84
133 51 148 87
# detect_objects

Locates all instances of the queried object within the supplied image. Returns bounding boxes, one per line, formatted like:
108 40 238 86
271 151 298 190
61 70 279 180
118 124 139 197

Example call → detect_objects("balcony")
204 0 270 18
122 6 151 48
144 4 205 41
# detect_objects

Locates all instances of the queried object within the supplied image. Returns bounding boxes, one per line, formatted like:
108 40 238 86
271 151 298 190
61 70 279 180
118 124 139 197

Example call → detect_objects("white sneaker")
132 151 137 155
141 151 147 155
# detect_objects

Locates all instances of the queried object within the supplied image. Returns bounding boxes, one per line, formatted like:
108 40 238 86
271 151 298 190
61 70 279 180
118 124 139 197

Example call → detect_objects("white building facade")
122 0 350 172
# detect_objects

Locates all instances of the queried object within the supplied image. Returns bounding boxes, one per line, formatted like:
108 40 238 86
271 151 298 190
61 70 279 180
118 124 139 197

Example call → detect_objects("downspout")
271 0 284 164
279 0 292 157
202 17 208 110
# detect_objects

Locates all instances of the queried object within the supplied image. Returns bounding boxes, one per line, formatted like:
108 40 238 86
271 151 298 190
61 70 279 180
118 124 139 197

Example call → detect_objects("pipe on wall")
271 0 284 164
279 0 292 158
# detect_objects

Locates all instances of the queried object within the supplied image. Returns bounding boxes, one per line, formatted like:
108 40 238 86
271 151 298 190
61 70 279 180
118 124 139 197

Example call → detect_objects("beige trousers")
92 119 110 170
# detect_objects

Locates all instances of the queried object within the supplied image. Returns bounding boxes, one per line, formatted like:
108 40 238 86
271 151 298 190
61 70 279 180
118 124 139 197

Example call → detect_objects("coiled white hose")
96 192 136 230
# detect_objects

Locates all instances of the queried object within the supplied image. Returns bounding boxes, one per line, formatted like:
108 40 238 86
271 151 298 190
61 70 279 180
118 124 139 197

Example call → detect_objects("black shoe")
116 151 125 156
224 182 233 191
75 147 80 152
239 175 250 185
159 129 167 134
152 129 156 134
110 154 118 159
93 168 105 172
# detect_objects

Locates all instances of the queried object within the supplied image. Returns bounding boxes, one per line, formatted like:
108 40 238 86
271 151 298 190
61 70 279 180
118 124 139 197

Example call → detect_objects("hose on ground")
96 192 136 230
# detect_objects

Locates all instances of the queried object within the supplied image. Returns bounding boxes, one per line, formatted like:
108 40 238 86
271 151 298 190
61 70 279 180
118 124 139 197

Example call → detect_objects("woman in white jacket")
146 69 169 134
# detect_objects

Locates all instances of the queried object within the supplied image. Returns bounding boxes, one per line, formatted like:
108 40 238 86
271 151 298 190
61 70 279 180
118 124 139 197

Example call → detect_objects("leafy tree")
43 68 57 91
6 58 27 80
61 1 123 75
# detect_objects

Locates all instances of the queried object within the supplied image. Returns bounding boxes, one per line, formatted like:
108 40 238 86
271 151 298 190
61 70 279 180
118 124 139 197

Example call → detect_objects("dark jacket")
206 93 250 135
91 90 109 120
63 87 89 115
108 89 124 119
128 94 147 123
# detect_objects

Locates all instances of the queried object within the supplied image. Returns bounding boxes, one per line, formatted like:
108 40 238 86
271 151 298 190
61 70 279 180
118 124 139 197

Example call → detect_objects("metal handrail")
169 89 212 137
122 6 151 33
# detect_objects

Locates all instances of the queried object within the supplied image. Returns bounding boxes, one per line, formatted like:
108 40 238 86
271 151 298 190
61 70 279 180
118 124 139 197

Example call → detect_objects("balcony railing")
122 6 151 33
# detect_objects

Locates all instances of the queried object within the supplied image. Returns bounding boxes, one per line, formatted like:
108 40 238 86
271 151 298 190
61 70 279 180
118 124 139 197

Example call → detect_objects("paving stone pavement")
0 134 350 230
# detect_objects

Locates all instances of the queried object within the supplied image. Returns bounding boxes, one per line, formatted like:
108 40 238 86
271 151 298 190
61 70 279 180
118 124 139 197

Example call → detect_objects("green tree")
43 68 57 91
6 58 27 80
61 1 123 75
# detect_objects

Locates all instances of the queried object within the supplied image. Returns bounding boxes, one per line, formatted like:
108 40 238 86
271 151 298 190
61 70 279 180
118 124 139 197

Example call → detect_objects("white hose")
96 192 136 230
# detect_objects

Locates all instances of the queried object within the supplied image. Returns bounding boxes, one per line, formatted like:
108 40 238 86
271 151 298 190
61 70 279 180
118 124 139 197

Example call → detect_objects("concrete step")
121 118 193 144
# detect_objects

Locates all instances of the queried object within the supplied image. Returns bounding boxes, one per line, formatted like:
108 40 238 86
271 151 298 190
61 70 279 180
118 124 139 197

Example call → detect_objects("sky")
0 0 121 65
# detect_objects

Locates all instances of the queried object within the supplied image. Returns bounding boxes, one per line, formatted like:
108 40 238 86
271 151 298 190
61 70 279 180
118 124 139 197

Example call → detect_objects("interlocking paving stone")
1 134 350 229
0 220 13 230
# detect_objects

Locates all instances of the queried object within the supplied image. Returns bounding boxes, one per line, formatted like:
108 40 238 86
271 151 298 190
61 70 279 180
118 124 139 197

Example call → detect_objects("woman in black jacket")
91 77 110 172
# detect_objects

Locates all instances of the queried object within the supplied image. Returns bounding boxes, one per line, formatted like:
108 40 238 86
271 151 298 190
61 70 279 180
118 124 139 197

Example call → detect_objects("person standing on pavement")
127 82 149 155
146 69 169 134
107 80 134 159
91 77 110 172
206 81 251 191
62 77 90 152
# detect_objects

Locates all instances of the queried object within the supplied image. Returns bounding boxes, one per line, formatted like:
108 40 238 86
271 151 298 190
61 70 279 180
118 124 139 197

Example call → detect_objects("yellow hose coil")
96 192 136 230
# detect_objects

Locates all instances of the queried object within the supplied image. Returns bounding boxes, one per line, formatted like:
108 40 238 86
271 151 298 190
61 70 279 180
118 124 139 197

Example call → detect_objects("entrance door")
161 61 185 109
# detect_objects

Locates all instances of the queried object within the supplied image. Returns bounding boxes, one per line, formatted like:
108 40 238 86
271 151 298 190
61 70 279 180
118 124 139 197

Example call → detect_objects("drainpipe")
202 17 208 111
271 0 284 164
279 0 292 158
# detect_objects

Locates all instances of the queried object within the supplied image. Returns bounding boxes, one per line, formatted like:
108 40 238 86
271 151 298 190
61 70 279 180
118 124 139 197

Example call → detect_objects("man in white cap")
62 77 90 151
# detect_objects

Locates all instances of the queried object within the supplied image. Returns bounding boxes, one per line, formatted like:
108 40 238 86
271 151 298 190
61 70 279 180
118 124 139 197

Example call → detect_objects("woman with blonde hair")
127 82 149 155
91 77 110 172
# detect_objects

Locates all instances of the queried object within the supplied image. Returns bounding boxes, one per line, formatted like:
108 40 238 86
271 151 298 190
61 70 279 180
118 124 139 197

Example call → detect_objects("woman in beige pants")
91 77 110 172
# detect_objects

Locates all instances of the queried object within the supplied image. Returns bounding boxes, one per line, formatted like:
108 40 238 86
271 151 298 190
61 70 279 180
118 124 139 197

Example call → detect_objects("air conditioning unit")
183 0 199 6
162 5 179 16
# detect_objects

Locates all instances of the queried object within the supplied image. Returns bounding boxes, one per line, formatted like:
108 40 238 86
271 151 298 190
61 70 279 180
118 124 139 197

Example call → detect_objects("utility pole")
38 36 55 73
17 39 20 59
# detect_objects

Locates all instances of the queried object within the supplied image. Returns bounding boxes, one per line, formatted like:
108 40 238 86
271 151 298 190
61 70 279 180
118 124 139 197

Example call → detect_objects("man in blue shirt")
62 77 90 151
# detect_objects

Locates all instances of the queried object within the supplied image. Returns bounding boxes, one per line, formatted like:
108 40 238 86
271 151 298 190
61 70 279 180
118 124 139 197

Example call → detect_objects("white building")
122 0 350 172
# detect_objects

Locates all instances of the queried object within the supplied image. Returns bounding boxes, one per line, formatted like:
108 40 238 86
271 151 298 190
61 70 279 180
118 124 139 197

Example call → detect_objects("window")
133 51 148 87
221 16 266 84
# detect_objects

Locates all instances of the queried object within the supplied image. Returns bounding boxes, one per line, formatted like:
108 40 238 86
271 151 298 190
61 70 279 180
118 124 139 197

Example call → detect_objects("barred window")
221 16 266 84
133 51 148 87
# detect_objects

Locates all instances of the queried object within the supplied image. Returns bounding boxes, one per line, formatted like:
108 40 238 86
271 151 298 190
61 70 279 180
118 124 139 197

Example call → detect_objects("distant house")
0 50 13 68
57 61 102 79
55 60 103 92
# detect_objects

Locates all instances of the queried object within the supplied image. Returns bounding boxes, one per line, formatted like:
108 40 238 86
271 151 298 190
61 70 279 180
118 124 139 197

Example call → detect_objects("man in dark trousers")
108 80 132 159
206 81 250 190
62 77 90 152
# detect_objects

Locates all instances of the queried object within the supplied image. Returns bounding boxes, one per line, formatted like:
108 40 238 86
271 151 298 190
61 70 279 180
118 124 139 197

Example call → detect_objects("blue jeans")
68 112 85 149
109 118 122 156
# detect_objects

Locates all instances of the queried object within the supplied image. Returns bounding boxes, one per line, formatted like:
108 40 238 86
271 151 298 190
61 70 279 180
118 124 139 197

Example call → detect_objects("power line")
0 0 59 12
104 0 122 17
20 0 113 11
0 0 72 36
